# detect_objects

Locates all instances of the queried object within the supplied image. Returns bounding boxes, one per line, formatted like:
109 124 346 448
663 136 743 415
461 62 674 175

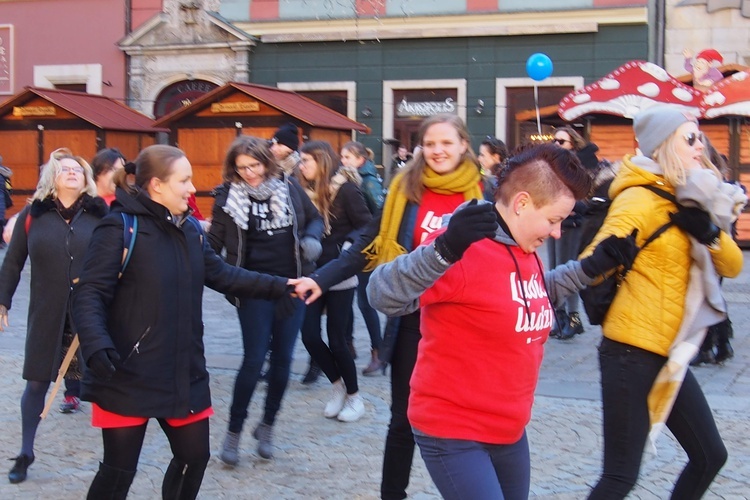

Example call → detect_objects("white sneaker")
323 380 347 418
337 394 365 422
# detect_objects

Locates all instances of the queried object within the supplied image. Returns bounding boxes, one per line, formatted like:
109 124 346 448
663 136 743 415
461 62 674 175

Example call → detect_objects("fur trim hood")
30 194 108 219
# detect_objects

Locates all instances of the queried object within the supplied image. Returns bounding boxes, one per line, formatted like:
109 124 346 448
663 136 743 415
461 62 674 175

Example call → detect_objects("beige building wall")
665 0 750 77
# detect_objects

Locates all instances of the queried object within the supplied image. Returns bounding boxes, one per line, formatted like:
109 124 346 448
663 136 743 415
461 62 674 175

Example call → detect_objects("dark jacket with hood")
0 195 108 381
72 188 288 418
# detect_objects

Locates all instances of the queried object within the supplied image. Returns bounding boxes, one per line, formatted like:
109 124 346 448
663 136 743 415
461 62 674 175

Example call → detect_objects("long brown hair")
223 135 280 183
299 141 339 224
400 114 478 203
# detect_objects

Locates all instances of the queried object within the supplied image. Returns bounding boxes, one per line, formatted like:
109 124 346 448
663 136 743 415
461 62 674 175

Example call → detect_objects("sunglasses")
684 132 704 147
552 138 569 146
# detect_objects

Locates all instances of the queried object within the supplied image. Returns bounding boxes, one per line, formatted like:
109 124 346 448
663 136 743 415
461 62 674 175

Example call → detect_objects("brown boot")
362 349 385 376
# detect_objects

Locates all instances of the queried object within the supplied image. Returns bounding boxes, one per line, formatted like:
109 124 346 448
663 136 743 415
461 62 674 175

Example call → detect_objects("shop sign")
154 79 219 119
397 97 456 117
211 101 260 113
13 106 56 117
0 25 13 94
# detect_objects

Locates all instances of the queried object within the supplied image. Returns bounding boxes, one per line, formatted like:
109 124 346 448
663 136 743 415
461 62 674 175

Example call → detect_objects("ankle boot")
362 349 385 376
253 422 274 459
550 309 567 339
219 430 241 466
162 458 207 500
8 454 34 484
558 312 584 340
86 461 136 500
715 340 734 364
301 359 321 385
690 348 717 366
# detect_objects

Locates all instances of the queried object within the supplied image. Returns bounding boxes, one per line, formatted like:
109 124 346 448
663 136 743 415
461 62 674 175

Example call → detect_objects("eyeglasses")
235 162 264 173
60 166 84 174
552 138 569 146
684 132 704 147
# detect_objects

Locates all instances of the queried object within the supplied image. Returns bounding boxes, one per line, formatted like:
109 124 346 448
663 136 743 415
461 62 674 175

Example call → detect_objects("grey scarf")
223 177 292 231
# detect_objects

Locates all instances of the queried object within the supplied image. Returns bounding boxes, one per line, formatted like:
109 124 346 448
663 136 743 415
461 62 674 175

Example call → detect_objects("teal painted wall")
249 25 648 159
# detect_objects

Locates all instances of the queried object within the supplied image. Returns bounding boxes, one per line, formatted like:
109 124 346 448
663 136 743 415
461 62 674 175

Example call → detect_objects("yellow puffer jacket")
581 155 742 356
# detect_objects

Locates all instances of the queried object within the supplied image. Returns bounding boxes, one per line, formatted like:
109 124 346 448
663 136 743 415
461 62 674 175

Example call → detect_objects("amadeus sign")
397 97 456 117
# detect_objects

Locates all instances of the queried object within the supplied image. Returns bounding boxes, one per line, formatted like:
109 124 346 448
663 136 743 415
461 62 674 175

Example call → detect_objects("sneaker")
337 394 365 423
59 395 80 414
323 380 347 418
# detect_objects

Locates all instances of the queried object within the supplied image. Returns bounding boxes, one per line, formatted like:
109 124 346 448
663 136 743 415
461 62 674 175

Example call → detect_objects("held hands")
434 200 499 263
0 304 8 331
669 206 720 246
291 276 323 305
87 348 120 381
300 236 323 263
581 229 639 278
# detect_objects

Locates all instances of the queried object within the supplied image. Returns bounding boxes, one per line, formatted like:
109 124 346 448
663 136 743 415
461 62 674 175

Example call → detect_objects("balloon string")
534 83 541 136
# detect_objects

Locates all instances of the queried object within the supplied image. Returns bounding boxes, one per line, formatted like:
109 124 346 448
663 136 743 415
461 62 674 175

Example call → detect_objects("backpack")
579 185 676 326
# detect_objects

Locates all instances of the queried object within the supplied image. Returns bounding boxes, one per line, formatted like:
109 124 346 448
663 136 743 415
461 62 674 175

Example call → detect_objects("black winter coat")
0 195 108 381
72 189 288 418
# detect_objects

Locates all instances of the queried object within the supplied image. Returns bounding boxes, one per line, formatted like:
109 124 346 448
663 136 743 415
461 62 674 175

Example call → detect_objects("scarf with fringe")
223 177 292 231
362 160 483 271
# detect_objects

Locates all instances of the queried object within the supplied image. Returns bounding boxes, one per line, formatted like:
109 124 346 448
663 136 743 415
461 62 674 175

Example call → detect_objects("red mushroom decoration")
700 71 750 119
558 61 704 121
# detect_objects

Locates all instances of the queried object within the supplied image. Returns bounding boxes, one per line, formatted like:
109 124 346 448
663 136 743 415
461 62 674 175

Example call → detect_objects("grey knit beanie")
633 105 698 158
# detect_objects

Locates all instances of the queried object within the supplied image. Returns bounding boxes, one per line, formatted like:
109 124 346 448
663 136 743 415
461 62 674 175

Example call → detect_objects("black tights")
102 418 210 472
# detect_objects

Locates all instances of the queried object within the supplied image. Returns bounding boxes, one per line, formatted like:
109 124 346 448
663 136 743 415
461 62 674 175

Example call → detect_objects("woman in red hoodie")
368 144 635 499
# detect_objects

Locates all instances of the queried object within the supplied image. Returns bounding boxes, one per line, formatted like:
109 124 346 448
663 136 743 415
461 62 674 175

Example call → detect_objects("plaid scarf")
223 177 291 231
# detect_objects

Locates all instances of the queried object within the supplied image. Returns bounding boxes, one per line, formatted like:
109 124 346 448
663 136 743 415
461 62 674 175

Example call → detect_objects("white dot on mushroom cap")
641 63 669 82
704 92 726 106
672 88 696 102
599 78 620 90
573 94 592 104
732 72 748 82
637 82 660 97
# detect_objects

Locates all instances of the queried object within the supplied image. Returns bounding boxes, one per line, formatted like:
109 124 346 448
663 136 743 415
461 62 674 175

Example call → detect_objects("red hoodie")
408 235 553 444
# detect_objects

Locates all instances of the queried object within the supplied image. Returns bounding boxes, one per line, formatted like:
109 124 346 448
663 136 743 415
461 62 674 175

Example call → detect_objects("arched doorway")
153 80 219 119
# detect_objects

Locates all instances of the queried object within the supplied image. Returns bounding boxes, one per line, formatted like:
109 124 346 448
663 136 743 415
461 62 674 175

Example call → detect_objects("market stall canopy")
558 61 703 121
154 82 370 133
0 87 168 133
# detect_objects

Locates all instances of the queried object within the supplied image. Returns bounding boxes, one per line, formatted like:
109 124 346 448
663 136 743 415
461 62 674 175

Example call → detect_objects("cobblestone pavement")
0 247 748 499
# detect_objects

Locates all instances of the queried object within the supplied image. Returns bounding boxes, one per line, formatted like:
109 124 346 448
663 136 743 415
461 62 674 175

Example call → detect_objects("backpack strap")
183 215 204 245
24 212 31 234
119 213 138 278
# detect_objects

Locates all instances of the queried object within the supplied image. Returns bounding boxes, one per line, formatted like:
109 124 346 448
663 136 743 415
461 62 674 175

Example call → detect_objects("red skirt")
92 403 213 429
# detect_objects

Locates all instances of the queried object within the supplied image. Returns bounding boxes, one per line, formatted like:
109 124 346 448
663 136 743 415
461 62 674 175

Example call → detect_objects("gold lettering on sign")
12 106 56 117
210 101 260 113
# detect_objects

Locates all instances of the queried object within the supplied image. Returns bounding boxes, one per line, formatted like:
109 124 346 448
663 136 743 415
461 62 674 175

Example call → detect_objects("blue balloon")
526 53 553 81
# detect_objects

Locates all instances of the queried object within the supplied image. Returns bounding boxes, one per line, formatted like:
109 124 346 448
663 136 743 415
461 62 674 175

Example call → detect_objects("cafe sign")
397 97 456 117
13 106 56 117
211 101 260 113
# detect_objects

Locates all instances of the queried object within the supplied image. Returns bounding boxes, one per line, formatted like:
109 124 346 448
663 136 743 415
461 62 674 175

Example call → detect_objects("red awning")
154 82 370 133
0 87 167 132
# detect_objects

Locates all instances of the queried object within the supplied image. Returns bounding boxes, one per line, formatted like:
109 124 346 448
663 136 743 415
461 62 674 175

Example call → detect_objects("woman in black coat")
72 145 292 500
0 148 108 484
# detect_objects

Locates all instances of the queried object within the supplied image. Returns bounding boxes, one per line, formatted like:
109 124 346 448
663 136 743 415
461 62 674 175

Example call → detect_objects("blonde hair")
652 132 721 186
401 114 478 203
34 148 97 201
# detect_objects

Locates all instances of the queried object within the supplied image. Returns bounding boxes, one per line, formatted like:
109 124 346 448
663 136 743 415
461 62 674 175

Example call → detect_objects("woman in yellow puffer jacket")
582 105 744 500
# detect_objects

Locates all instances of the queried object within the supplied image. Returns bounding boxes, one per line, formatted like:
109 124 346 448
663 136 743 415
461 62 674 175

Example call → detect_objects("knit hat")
633 105 698 158
272 123 299 151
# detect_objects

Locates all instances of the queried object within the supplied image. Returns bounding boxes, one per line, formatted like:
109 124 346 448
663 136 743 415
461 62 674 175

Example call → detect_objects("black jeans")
381 311 421 500
589 338 727 500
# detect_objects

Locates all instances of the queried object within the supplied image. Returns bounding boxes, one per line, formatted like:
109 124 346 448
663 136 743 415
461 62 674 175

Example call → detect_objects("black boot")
86 461 136 500
301 359 321 385
8 454 34 484
550 309 567 339
162 458 208 500
690 348 717 366
714 318 734 364
558 312 584 340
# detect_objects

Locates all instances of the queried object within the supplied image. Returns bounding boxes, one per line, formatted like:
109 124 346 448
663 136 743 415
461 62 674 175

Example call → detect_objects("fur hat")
633 105 698 158
272 123 299 151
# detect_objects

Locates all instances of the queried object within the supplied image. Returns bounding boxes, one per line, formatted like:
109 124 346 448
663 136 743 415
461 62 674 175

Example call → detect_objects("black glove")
581 229 639 278
300 236 322 262
87 348 120 380
434 200 499 263
669 206 720 245
274 285 298 320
